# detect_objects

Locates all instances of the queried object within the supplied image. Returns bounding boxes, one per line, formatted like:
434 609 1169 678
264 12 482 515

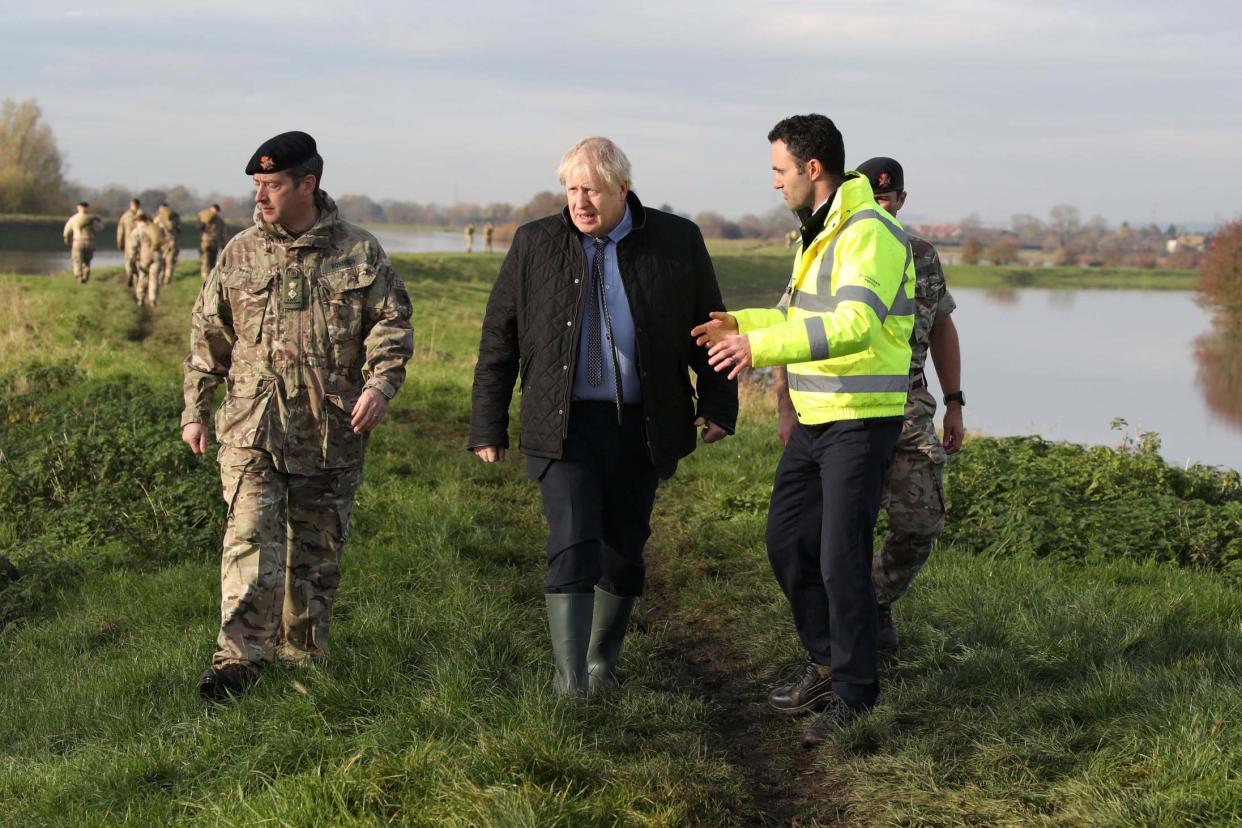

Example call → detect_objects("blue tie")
586 236 623 420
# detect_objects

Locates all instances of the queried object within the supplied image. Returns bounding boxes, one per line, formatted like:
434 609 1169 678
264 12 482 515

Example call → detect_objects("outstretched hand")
690 311 739 348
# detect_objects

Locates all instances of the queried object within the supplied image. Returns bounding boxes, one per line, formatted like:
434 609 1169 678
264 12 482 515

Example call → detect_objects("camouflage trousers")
134 260 162 306
161 244 178 284
71 243 94 283
213 446 362 669
124 247 140 287
200 242 219 279
873 386 947 605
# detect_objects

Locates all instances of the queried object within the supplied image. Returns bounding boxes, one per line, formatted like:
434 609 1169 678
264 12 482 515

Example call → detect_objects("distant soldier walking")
464 222 475 253
198 203 227 278
62 201 103 283
182 131 413 702
483 220 495 253
117 198 142 287
155 202 181 283
132 212 164 307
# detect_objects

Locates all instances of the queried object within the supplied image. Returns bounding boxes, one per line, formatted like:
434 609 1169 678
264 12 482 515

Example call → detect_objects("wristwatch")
944 391 965 407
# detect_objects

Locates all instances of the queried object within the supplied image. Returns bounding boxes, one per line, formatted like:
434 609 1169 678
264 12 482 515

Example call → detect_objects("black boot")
546 592 594 700
587 587 635 693
801 693 868 748
198 662 259 702
877 602 899 651
767 660 833 714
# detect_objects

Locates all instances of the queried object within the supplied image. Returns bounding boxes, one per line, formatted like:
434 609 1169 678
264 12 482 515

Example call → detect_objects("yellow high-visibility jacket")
734 173 915 424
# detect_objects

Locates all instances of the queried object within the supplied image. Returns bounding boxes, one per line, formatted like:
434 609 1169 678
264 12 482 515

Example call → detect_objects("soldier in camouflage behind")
483 220 495 253
132 212 164 307
182 131 414 701
155 202 182 284
857 157 964 649
464 222 475 253
198 203 227 279
62 201 103 283
117 198 142 287
773 156 965 651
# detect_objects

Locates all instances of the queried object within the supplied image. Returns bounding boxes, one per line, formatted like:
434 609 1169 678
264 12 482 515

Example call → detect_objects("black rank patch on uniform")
283 266 306 309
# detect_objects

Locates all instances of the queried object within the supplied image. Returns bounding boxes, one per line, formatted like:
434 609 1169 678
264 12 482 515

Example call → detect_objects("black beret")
245 131 318 175
856 157 904 194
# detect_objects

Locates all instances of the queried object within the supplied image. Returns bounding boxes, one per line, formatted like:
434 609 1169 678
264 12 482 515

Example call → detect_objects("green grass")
0 254 1238 825
944 264 1197 291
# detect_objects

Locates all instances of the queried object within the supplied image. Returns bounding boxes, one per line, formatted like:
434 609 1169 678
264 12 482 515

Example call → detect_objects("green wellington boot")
587 587 636 693
545 592 595 700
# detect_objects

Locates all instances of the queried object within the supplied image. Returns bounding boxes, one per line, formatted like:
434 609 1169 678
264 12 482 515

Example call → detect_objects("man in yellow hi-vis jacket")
693 114 914 748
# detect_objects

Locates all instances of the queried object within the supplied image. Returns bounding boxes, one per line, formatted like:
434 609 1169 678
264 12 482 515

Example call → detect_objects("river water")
930 287 1242 472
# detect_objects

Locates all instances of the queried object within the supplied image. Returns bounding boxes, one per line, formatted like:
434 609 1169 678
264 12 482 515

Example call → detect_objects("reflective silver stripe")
798 209 915 319
834 285 889 322
804 317 830 360
775 304 788 319
789 372 910 394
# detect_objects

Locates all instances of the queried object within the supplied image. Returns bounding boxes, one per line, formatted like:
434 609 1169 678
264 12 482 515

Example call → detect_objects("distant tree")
518 190 565 221
694 211 742 239
335 193 386 223
961 236 983 265
985 235 1021 265
1049 204 1080 247
1011 213 1045 243
0 97 70 213
958 213 984 241
1192 218 1242 312
1167 224 1178 238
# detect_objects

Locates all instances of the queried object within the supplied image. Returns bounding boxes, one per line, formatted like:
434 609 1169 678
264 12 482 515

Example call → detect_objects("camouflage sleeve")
63 218 73 244
925 243 956 320
116 218 125 250
181 268 236 427
360 259 414 400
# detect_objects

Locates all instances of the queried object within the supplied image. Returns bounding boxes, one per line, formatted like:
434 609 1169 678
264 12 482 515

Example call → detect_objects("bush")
0 361 222 625
944 431 1242 580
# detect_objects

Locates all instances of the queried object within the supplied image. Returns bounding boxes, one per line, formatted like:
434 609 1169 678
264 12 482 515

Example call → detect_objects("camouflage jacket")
135 223 165 267
155 207 181 249
117 207 140 250
199 209 227 247
907 233 955 377
181 191 414 474
63 212 103 247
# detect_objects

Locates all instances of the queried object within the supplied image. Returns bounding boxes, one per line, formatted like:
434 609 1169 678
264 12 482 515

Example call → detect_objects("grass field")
0 254 1238 825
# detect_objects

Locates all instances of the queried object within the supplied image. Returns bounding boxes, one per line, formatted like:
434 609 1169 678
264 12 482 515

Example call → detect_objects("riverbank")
0 257 1237 824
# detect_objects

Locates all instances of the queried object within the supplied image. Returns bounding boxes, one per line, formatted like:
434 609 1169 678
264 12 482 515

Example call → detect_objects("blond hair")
556 136 632 193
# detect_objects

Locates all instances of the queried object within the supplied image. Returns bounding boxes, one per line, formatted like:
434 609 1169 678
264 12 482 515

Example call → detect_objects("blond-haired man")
470 136 737 699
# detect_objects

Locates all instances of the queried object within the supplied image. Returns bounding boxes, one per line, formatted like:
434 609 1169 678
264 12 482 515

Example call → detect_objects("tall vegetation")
0 98 69 214
1198 219 1242 314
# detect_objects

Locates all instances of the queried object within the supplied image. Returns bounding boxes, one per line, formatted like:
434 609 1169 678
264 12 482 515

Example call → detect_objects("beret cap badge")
259 155 276 171
877 172 891 190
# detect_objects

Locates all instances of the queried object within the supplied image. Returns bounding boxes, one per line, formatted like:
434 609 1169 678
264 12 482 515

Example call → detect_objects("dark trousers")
528 401 659 596
766 416 901 709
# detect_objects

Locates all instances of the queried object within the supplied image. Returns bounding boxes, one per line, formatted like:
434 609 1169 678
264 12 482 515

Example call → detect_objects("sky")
4 0 1240 227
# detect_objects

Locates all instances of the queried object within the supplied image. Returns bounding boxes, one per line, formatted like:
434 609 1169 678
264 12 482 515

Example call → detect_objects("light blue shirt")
572 205 640 403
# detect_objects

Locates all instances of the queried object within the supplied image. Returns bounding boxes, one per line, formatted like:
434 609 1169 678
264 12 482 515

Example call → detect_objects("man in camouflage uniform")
483 220 495 253
198 203 227 279
62 202 103 283
117 198 142 287
857 157 964 648
774 157 965 651
181 131 414 701
132 212 164 307
155 202 181 284
464 222 475 253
